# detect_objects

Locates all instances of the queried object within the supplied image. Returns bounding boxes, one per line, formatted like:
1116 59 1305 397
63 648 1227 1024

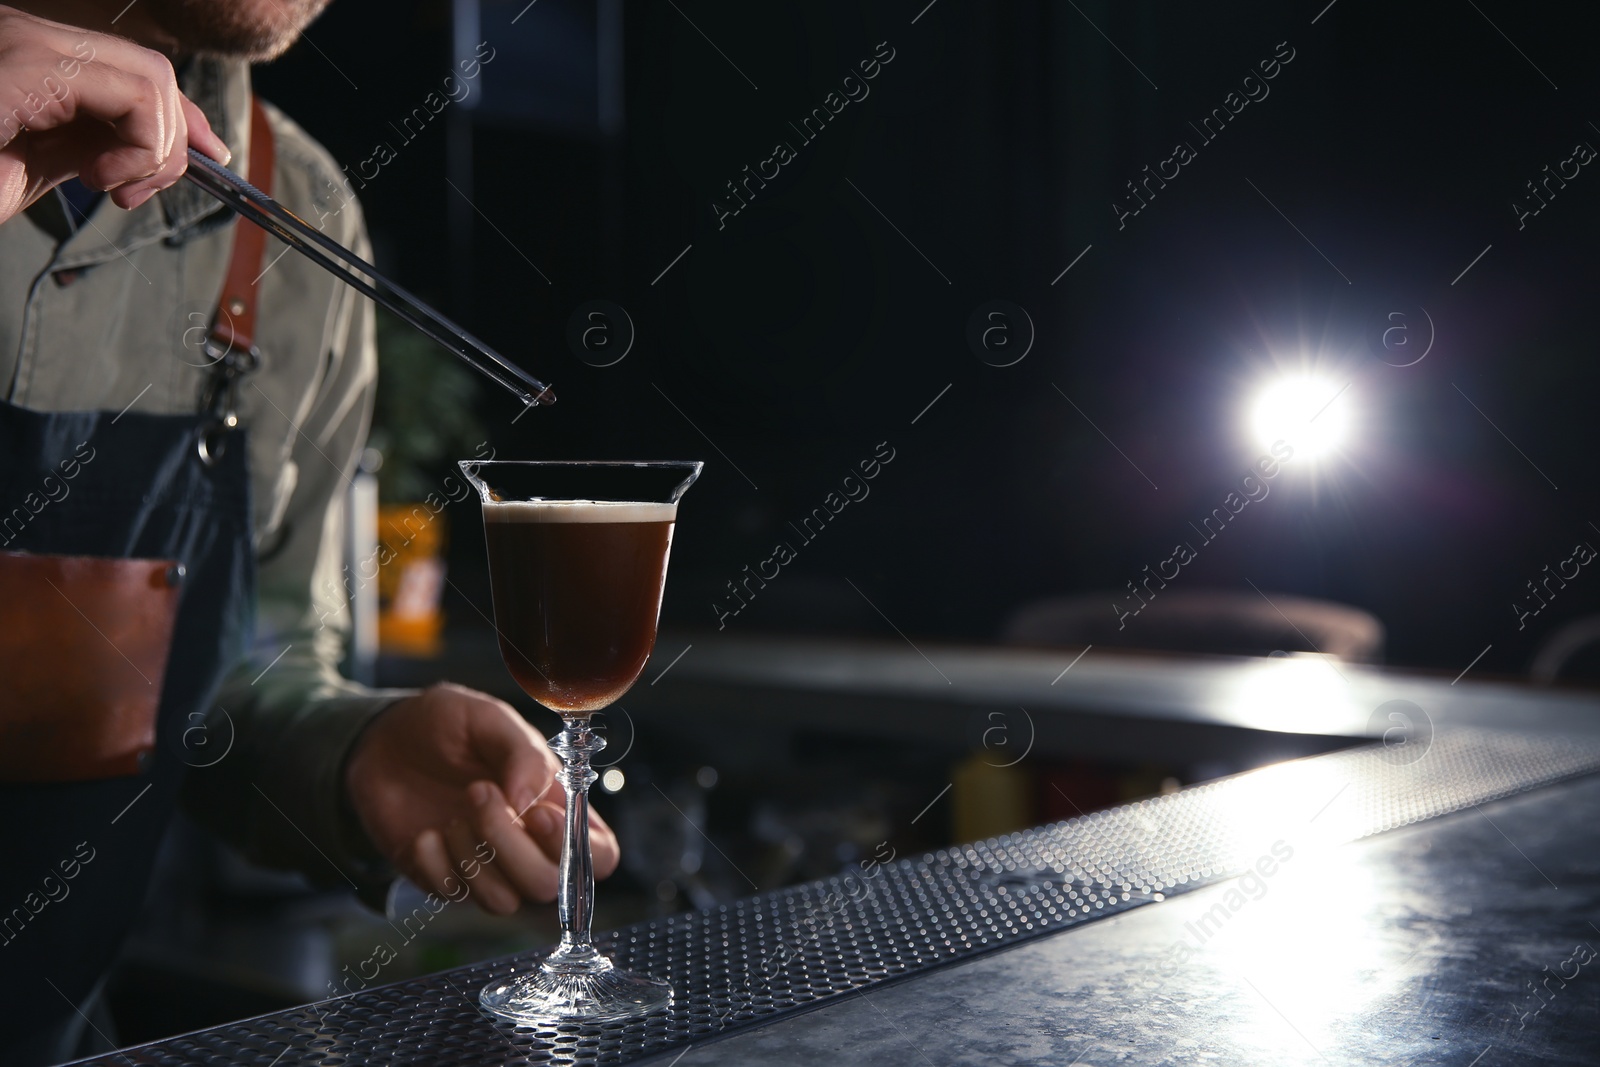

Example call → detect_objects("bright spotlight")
1249 376 1349 458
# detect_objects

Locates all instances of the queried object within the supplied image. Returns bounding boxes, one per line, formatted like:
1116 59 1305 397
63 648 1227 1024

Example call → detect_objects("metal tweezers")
183 147 555 409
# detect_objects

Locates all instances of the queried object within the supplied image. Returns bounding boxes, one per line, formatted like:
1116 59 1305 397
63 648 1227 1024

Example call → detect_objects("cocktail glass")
459 459 701 1024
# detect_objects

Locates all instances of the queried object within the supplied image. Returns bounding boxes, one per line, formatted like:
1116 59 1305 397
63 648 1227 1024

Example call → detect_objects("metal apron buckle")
198 337 260 467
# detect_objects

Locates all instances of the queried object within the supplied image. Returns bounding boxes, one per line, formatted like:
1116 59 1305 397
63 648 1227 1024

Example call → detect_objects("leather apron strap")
199 97 275 463
208 98 275 357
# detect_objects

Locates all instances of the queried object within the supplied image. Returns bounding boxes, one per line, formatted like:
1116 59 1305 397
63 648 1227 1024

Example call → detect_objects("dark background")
257 0 1600 675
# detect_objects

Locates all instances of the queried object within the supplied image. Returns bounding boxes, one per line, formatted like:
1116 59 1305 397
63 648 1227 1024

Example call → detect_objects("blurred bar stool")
1000 588 1385 664
1530 616 1600 684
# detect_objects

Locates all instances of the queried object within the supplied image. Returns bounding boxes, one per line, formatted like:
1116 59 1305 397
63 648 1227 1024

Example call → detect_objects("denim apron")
0 399 255 1062
0 98 275 1064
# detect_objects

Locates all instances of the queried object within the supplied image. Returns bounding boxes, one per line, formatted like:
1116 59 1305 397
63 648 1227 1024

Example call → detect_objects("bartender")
0 2 615 1062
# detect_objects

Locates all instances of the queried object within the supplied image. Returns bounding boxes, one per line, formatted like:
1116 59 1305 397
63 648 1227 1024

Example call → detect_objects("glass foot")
480 959 672 1024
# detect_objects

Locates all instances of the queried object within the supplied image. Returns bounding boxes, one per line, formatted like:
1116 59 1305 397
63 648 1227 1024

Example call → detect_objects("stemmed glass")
460 459 701 1024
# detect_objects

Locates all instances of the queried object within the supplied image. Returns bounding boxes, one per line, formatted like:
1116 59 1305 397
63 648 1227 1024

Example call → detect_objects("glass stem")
544 715 608 974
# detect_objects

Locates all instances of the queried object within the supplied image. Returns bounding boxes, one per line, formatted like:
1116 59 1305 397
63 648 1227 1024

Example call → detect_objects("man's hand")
0 5 230 224
344 682 621 916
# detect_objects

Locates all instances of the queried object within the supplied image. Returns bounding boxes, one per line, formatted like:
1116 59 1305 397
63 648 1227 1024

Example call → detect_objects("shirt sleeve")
181 217 415 897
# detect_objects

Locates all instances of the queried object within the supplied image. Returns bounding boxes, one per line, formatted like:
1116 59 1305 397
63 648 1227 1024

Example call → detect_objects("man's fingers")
522 799 619 880
180 94 229 164
32 59 166 188
2 21 209 198
490 716 617 879
445 815 521 916
110 125 189 209
410 828 456 901
20 14 182 162
525 802 562 861
590 805 620 880
469 781 560 905
0 9 227 222
463 696 560 815
12 121 106 203
94 35 178 164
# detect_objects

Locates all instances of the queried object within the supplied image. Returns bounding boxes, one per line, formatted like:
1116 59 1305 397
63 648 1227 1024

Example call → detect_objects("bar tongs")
183 147 554 410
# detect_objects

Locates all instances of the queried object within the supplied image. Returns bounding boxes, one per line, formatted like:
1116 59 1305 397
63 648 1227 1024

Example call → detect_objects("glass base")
480 957 672 1025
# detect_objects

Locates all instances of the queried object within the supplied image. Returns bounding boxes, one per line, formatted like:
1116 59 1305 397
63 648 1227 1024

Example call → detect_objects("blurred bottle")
377 503 447 658
951 752 1035 843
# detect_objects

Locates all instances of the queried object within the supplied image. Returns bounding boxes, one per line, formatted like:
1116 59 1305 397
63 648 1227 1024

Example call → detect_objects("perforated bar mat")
75 728 1600 1065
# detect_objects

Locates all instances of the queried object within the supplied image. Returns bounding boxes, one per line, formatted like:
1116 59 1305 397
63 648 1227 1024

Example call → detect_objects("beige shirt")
0 56 405 888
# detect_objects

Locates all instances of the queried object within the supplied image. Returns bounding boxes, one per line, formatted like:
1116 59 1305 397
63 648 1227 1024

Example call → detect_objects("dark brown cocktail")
484 501 676 712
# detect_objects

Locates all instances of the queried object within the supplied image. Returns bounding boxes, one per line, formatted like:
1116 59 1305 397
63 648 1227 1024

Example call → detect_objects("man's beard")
142 0 336 61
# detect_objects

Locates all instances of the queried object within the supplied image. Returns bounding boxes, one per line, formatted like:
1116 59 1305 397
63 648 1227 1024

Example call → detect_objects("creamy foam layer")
484 500 678 523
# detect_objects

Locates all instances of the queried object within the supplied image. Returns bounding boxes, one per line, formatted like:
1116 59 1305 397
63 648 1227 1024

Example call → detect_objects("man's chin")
144 0 335 61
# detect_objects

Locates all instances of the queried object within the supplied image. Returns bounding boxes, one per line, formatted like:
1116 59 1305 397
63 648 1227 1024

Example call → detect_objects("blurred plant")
368 306 485 502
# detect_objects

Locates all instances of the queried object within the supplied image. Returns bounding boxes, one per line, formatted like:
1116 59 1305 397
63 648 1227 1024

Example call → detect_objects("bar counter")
70 715 1600 1066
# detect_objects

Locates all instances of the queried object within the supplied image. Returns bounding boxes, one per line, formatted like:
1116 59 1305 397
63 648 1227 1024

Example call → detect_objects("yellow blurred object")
1117 764 1173 803
951 751 1036 844
376 503 448 657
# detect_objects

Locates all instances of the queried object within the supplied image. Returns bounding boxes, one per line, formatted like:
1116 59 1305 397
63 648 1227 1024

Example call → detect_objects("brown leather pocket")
0 552 181 781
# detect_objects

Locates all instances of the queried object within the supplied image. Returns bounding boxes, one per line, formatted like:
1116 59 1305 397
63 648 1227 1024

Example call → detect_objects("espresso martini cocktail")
461 460 701 1025
483 500 678 712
